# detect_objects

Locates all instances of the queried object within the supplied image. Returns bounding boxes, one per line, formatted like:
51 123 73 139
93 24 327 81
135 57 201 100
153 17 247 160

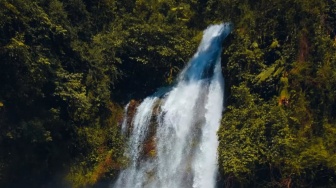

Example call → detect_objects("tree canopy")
0 0 335 187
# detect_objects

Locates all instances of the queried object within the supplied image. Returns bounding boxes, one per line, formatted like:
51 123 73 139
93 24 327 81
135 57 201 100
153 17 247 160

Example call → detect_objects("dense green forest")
0 0 336 187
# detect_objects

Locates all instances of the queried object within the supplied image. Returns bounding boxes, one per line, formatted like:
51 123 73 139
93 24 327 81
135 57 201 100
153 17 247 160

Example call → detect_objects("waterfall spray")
114 23 232 188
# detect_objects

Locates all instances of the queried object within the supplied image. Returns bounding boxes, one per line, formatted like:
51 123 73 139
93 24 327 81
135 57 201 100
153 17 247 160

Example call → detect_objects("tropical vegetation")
0 0 335 187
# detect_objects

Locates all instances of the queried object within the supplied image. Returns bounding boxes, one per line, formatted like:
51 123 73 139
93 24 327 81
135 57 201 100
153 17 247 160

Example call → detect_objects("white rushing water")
121 102 130 135
114 23 231 188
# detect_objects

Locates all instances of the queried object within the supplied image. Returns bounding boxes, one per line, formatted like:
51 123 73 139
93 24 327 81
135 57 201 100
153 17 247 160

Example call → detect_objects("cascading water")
114 23 232 188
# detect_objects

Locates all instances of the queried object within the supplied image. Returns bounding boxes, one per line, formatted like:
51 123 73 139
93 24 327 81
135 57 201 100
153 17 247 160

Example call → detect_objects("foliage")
0 0 200 186
0 0 336 187
214 0 336 187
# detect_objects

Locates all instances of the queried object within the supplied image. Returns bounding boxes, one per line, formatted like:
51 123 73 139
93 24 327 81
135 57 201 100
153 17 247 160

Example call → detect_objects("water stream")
114 23 232 188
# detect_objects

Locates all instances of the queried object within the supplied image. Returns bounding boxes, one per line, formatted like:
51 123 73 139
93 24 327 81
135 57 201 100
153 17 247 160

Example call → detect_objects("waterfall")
121 102 130 135
114 23 232 188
